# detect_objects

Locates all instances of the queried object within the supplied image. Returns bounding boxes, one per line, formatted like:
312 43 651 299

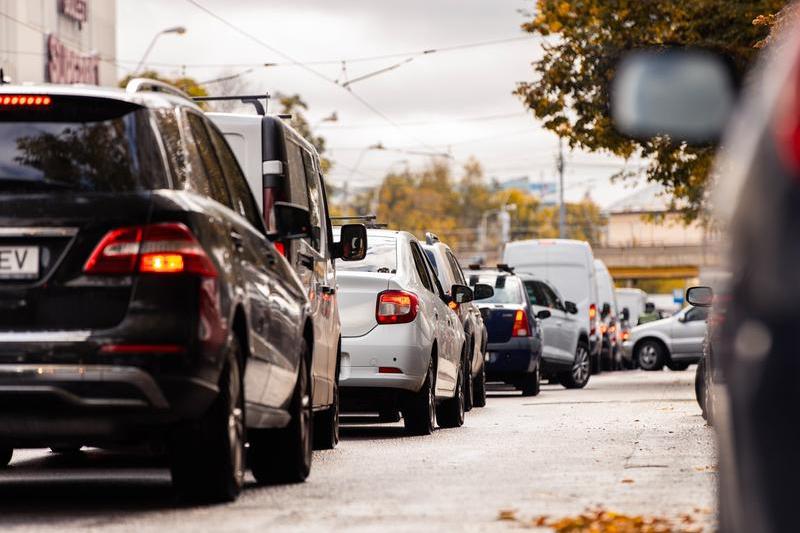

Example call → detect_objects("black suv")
0 80 322 502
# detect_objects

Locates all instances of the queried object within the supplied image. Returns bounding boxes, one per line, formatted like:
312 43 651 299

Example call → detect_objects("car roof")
0 83 201 111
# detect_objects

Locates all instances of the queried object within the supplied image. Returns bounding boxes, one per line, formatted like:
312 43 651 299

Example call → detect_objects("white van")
594 259 621 370
615 288 647 326
503 239 603 372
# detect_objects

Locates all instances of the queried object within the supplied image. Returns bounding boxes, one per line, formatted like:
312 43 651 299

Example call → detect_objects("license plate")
0 246 39 279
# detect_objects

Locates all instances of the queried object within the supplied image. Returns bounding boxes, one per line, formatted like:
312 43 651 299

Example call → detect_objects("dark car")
207 104 367 450
464 266 543 396
0 80 324 502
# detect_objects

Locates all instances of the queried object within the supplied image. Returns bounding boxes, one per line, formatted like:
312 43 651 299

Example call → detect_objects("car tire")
695 357 707 420
520 363 541 397
464 340 474 412
313 355 340 450
559 341 591 389
472 363 487 408
667 361 691 371
436 354 466 428
250 342 313 484
637 340 666 371
170 338 245 503
403 357 436 436
0 447 12 467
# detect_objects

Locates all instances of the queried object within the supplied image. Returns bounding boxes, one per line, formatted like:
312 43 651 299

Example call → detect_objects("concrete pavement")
0 370 716 532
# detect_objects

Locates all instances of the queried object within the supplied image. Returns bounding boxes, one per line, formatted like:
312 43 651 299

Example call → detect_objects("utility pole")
557 137 566 239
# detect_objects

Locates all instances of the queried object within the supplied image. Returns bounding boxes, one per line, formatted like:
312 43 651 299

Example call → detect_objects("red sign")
58 0 88 23
46 34 99 85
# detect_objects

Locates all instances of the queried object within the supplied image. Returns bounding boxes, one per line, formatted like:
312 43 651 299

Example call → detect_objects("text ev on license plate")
0 246 39 279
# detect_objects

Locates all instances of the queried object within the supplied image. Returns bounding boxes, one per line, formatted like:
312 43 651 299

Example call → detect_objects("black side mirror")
274 201 311 241
565 301 579 315
601 302 611 318
621 307 630 322
451 284 474 304
335 223 367 261
536 309 551 320
473 283 494 301
686 286 713 307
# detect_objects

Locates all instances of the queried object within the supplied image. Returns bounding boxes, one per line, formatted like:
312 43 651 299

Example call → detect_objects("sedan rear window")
336 235 397 273
468 274 525 304
0 96 167 193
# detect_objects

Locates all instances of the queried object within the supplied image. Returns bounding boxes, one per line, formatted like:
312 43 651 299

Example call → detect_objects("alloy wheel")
228 362 245 490
572 346 590 385
639 345 659 368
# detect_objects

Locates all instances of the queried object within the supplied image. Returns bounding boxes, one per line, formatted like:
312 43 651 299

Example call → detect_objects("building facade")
0 0 116 86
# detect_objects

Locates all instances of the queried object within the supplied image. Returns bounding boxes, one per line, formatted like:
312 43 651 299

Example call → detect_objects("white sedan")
334 228 469 435
621 306 709 371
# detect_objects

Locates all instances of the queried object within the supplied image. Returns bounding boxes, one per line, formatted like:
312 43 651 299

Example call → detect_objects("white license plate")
0 246 39 279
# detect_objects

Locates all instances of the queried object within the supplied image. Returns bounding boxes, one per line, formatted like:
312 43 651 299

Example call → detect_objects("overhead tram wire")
185 0 443 153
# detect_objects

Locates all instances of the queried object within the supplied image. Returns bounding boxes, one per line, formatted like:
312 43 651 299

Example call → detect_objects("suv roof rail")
424 232 440 245
125 78 193 101
496 264 515 274
467 264 483 270
193 93 270 115
330 215 387 229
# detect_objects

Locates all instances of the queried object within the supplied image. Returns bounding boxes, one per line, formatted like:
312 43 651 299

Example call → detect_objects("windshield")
467 273 524 304
336 235 397 273
0 96 167 193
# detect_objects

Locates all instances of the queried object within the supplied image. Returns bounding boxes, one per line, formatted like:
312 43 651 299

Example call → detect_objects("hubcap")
640 345 658 367
572 347 590 384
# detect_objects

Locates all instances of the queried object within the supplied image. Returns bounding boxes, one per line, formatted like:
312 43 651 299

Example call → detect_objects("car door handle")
230 231 244 250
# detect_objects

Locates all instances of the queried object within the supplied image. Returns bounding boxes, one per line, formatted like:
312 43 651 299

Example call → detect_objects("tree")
515 0 783 220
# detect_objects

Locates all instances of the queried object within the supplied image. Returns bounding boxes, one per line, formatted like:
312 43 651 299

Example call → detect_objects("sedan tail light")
512 309 531 337
84 223 217 277
376 290 418 325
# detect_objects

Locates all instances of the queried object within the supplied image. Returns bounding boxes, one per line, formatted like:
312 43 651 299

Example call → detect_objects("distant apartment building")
0 0 117 86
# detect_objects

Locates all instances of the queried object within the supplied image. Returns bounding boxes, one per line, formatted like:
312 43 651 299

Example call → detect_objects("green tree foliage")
515 0 783 220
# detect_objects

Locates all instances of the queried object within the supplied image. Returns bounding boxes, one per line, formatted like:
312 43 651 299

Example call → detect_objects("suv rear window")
469 274 525 304
0 96 167 193
336 235 397 273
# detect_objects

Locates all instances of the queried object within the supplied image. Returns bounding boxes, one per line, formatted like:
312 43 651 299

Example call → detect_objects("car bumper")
484 336 540 378
339 323 429 393
621 341 634 362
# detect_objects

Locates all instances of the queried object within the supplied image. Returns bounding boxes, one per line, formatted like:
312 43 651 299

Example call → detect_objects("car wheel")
520 363 541 397
313 360 340 450
695 357 707 420
170 338 245 503
250 342 313 484
0 447 12 467
637 340 665 371
560 342 591 389
436 354 466 428
667 361 691 371
472 363 487 408
464 340 474 412
403 357 436 436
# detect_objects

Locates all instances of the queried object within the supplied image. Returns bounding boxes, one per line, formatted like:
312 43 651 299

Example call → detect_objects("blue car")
464 266 544 396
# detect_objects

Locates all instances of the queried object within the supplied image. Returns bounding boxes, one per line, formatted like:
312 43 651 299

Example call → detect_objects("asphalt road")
0 370 716 532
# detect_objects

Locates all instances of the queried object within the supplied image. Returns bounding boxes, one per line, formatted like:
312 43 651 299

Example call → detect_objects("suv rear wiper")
0 177 80 191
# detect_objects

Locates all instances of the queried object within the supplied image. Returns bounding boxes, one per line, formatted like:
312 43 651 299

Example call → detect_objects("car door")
671 306 709 357
542 282 579 362
525 280 561 363
409 240 457 394
205 118 281 408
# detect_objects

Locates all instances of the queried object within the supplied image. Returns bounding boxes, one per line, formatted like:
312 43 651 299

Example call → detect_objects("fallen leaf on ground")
498 509 518 521
621 478 635 484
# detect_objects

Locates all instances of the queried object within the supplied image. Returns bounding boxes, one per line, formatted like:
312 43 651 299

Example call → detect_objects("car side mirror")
686 286 713 308
273 202 312 241
601 302 611 318
334 223 367 261
536 309 551 320
451 284 474 304
611 48 738 145
473 283 494 301
621 307 630 321
565 301 578 315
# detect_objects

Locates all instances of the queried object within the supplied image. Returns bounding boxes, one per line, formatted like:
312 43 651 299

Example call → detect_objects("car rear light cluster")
0 95 52 107
622 331 630 341
512 309 531 337
589 303 597 335
84 223 217 277
376 290 418 325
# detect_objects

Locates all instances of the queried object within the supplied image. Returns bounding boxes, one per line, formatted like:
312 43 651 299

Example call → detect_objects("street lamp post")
134 26 187 76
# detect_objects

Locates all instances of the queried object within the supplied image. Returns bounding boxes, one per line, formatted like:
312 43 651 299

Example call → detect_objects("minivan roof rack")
193 93 270 115
330 215 387 229
425 232 440 245
125 78 193 101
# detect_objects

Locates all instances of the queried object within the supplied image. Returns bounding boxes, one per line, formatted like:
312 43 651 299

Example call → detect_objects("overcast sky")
116 0 646 207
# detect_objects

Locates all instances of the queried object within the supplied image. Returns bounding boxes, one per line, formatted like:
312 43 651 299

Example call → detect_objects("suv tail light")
512 309 531 337
589 303 598 335
84 223 217 277
376 290 418 325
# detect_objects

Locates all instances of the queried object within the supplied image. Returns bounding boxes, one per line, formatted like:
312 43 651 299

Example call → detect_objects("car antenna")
0 68 7 85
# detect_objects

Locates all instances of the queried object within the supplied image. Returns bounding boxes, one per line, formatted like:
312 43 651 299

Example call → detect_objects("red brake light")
622 331 630 341
376 290 419 325
512 309 531 337
0 94 52 107
274 241 286 257
589 304 597 320
84 223 216 277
